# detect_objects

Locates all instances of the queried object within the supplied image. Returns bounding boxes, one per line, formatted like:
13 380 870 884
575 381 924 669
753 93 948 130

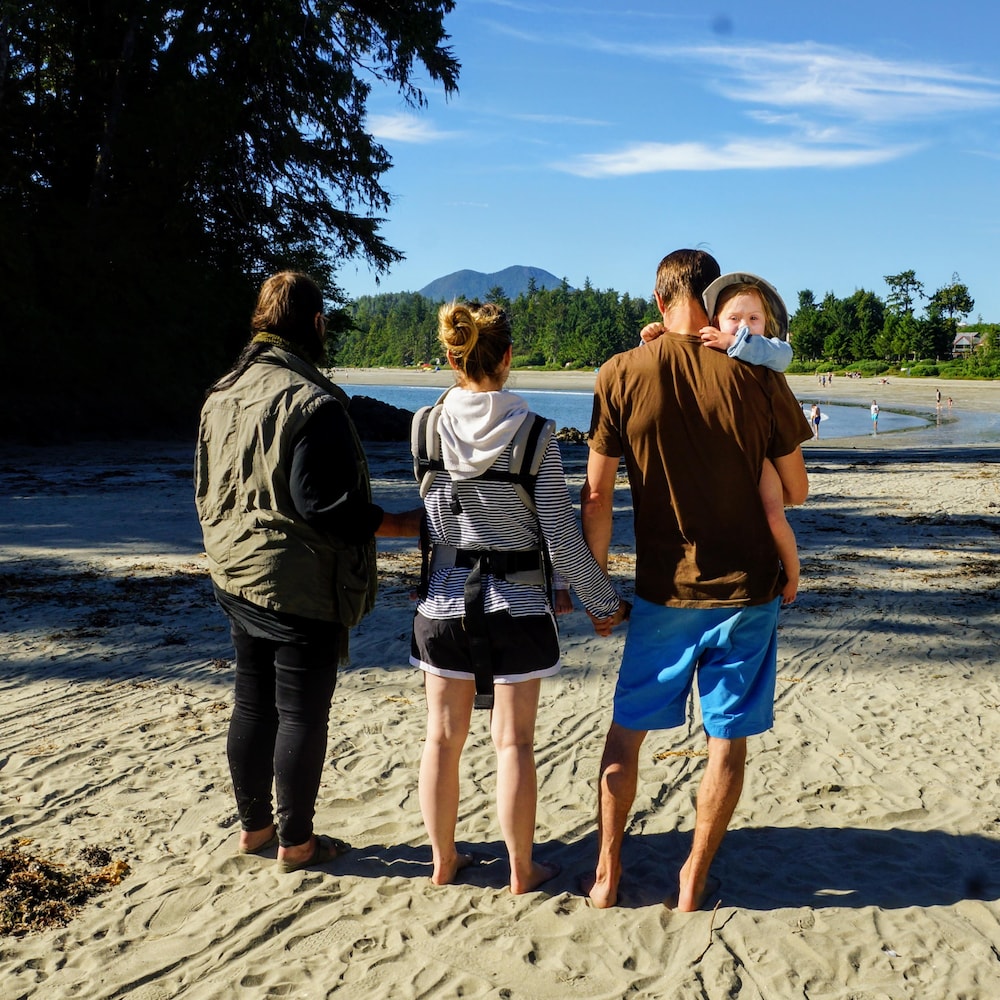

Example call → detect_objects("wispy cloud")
551 38 994 177
588 39 1000 121
473 0 693 18
555 139 915 177
745 111 848 144
707 43 1000 121
367 113 457 143
509 112 611 126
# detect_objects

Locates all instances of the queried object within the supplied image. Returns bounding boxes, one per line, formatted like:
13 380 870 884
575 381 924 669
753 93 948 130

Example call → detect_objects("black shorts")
409 609 561 683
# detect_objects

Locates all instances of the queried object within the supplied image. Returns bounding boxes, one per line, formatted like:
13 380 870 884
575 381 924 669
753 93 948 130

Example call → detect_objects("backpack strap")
505 412 553 515
411 388 452 500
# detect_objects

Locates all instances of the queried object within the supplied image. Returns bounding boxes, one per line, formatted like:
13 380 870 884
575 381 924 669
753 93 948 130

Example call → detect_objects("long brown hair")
207 271 325 396
251 271 324 358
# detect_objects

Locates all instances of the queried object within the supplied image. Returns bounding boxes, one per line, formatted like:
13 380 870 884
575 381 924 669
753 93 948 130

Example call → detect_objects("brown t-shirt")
589 334 813 607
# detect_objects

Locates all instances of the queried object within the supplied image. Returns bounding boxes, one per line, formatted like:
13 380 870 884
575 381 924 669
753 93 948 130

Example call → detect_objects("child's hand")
700 326 737 351
781 575 798 605
554 587 574 615
639 322 666 344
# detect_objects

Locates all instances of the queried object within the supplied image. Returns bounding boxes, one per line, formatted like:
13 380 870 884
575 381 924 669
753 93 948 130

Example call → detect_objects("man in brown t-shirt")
582 249 811 911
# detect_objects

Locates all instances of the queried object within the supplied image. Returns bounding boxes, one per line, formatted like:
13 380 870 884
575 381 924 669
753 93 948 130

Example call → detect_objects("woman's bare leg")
419 672 475 884
491 679 557 893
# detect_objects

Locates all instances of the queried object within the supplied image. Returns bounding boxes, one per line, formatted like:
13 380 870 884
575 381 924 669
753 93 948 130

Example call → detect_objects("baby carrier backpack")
410 392 556 709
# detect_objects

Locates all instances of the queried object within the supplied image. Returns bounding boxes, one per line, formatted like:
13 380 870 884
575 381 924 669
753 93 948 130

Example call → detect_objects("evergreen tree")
820 292 852 364
789 290 824 360
927 275 975 359
883 270 925 317
928 274 974 325
847 290 884 363
0 1 459 437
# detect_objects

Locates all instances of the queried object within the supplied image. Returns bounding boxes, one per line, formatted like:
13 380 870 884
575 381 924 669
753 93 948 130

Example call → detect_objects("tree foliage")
340 282 660 369
883 270 925 316
789 273 979 367
0 1 458 438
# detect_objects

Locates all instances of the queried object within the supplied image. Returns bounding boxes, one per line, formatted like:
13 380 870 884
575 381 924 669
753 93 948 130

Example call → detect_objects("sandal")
278 834 351 874
238 830 278 856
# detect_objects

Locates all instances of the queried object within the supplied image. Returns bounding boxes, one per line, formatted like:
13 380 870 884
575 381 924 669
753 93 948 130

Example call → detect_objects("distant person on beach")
643 271 800 605
411 300 629 894
195 271 422 874
871 399 880 432
582 249 811 911
810 403 822 440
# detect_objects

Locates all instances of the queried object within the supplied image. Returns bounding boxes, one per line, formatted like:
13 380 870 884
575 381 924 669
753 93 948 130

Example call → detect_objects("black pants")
226 621 341 847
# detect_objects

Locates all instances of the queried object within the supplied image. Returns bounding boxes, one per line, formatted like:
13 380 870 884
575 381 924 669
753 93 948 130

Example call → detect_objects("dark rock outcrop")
347 395 414 441
554 426 588 444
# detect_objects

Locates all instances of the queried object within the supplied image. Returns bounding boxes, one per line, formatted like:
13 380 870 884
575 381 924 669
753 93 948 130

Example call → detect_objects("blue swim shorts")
613 596 781 739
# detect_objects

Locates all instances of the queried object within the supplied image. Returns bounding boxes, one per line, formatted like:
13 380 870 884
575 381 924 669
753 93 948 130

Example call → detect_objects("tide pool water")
341 383 930 440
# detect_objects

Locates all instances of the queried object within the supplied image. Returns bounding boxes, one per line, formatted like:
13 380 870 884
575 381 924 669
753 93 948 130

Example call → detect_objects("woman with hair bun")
411 300 629 893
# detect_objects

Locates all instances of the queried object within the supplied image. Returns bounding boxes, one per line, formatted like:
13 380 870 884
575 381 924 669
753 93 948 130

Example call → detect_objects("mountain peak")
418 265 567 302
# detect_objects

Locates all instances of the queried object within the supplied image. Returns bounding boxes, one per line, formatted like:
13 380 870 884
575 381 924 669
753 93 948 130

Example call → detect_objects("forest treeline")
339 271 1000 378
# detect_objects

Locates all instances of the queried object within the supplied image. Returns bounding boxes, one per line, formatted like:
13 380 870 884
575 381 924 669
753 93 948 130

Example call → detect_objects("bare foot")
430 851 476 886
510 860 560 895
581 869 619 908
665 867 721 912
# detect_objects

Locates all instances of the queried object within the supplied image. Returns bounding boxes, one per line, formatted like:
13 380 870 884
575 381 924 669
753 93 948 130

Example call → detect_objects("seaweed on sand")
0 839 130 936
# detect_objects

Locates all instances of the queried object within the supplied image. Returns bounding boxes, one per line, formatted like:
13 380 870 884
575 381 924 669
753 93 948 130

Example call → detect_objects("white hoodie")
437 387 530 480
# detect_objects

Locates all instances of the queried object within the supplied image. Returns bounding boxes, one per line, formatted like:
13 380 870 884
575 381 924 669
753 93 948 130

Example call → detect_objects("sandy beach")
2 372 999 999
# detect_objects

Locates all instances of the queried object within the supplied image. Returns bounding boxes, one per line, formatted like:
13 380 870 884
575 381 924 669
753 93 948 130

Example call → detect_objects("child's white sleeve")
728 326 793 372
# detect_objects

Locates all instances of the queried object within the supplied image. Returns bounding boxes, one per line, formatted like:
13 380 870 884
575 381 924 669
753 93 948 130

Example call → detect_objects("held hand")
588 611 613 637
588 598 631 636
639 322 666 344
699 326 736 351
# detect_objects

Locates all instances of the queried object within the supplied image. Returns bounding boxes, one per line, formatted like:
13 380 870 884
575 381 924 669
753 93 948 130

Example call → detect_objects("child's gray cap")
703 272 789 341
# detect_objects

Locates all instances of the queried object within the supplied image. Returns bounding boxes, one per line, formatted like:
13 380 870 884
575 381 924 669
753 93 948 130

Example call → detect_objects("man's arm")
771 447 808 506
581 450 620 571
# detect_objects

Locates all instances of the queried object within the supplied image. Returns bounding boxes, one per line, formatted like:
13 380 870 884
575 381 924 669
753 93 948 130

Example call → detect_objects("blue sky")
336 0 1000 322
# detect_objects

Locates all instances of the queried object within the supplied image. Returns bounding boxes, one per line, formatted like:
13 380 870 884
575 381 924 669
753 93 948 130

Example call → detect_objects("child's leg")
760 459 799 604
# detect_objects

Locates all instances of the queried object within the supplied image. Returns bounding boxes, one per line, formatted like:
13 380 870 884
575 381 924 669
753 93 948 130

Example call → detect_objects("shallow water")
341 383 941 441
800 402 927 438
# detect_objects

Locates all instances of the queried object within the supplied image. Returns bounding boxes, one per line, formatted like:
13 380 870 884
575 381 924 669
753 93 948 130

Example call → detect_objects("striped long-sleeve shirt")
416 434 620 621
